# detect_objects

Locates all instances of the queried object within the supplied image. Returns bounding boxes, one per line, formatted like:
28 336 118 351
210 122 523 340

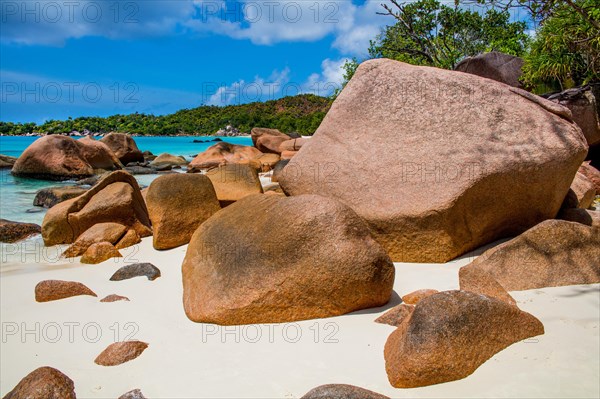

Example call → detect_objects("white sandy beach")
1 236 598 399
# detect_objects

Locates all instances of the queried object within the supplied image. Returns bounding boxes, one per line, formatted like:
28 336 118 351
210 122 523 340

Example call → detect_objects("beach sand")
1 237 598 398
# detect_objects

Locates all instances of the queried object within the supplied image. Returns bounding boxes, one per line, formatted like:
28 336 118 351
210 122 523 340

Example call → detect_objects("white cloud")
1 1 394 57
204 67 291 106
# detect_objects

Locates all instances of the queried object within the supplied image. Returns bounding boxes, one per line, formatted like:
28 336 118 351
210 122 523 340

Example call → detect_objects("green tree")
337 0 529 89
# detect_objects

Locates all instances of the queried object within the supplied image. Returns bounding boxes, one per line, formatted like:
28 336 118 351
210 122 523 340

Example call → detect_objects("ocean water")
0 135 253 225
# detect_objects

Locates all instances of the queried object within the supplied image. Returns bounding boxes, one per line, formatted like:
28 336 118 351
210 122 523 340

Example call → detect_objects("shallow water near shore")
0 135 253 225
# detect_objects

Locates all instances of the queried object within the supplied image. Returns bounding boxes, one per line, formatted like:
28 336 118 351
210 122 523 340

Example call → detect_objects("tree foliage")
0 94 331 136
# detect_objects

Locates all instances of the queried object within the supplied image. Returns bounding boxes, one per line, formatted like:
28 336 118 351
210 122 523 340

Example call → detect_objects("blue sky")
0 0 393 123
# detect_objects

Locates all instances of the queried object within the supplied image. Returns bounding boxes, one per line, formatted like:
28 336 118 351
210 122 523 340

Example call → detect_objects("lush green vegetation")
0 94 331 136
338 0 529 92
340 0 599 93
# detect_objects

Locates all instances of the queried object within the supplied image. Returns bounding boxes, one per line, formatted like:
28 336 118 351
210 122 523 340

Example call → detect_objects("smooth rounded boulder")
150 153 188 168
279 58 588 263
12 135 121 180
42 171 151 246
384 291 544 388
2 367 76 399
461 220 600 291
146 174 221 250
100 132 144 165
188 142 263 171
455 51 524 88
251 127 291 154
204 163 263 206
33 186 88 208
182 194 395 325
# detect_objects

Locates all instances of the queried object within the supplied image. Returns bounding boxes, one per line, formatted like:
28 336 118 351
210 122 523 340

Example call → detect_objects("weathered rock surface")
279 138 309 152
115 229 141 250
42 171 151 246
94 341 148 366
579 161 600 193
375 304 414 327
110 263 161 281
182 194 395 325
558 208 600 227
455 51 524 88
401 289 439 305
118 389 147 399
35 280 96 302
459 265 516 305
150 153 188 167
100 294 130 302
271 159 290 183
12 135 121 180
147 174 220 249
547 86 600 147
62 222 127 258
280 150 298 160
33 186 88 208
188 142 263 170
568 172 596 209
0 219 41 243
463 220 600 290
205 163 263 206
256 153 280 172
300 384 390 399
251 127 291 154
279 58 588 263
80 242 122 264
100 133 144 165
2 366 76 399
0 154 17 169
384 290 544 388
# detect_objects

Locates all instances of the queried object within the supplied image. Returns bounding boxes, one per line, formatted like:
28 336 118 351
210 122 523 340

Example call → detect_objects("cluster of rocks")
214 124 246 136
5 54 600 394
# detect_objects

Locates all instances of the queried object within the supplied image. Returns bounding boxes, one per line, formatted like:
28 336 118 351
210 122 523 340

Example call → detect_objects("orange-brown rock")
401 289 439 305
182 194 395 325
271 159 290 183
463 220 600 291
100 294 130 302
12 135 121 180
42 171 151 246
188 142 263 170
569 172 596 209
459 266 516 305
578 161 600 193
2 366 76 399
78 136 123 169
94 340 148 366
279 59 588 263
100 132 144 165
146 174 220 250
558 208 600 227
375 304 414 327
251 127 290 154
149 153 188 167
384 290 544 388
279 138 310 152
62 222 127 258
35 280 97 302
0 219 41 243
115 229 141 250
80 242 122 264
205 163 263 207
280 150 298 160
256 153 280 172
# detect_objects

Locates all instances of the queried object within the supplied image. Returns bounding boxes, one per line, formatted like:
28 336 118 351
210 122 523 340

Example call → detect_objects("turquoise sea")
0 136 253 225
